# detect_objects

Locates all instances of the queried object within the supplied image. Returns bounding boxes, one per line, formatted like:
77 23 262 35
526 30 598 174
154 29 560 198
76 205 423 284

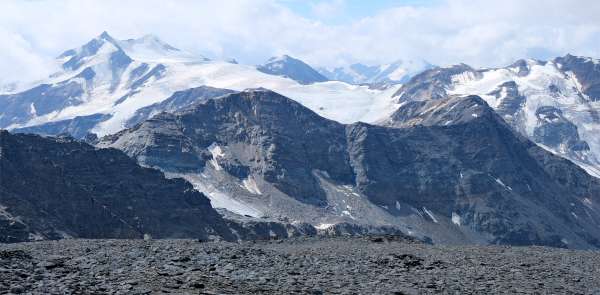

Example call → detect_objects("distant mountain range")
1 32 398 139
318 60 433 85
3 32 600 248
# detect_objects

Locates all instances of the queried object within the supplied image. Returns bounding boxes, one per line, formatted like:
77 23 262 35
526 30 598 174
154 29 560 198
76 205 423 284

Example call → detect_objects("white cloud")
0 28 57 85
310 0 346 20
1 0 600 84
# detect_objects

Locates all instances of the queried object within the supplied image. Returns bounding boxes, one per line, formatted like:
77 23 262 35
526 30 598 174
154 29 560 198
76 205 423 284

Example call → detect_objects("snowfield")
447 60 600 177
8 33 401 137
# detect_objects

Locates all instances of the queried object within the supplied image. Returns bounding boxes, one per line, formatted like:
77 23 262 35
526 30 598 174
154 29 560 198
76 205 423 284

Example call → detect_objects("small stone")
10 285 25 294
171 256 191 263
190 281 205 289
370 237 385 243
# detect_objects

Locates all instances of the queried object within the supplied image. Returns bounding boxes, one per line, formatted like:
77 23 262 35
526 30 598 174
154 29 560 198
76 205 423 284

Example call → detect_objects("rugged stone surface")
392 64 481 101
391 56 600 177
554 54 600 101
100 89 600 248
101 89 354 206
1 236 599 294
125 86 236 128
0 130 235 242
532 106 590 152
0 82 86 128
13 114 111 139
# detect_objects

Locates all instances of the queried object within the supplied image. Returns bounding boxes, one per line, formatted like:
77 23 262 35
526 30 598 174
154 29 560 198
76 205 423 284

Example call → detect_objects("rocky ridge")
99 88 600 248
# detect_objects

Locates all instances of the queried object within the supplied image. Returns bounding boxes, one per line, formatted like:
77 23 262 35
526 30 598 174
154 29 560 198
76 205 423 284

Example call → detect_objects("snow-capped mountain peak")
390 56 600 178
318 59 433 85
57 31 128 71
257 55 328 84
118 34 205 63
2 32 398 139
58 32 206 69
267 54 292 63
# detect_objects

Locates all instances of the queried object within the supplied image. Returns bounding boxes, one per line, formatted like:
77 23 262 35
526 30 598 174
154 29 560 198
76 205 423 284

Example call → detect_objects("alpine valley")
2 32 600 250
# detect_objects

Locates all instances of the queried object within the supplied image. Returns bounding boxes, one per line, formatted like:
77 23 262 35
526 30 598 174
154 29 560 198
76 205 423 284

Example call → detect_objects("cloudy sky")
1 0 600 84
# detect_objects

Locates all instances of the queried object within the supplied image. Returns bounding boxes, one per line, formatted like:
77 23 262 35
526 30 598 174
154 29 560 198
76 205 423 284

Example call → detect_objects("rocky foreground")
0 236 599 294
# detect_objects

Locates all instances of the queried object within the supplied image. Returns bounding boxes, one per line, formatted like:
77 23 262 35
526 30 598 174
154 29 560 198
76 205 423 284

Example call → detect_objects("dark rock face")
0 82 85 127
386 95 493 127
391 57 600 179
13 114 111 139
125 86 236 128
102 89 354 205
392 64 480 101
554 54 600 101
0 130 235 242
509 59 532 76
487 81 526 124
257 55 328 84
102 89 600 248
128 64 166 91
384 95 600 246
533 106 590 152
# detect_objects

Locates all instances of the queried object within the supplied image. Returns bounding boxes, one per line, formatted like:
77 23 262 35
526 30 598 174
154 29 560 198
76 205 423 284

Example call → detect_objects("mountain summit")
319 60 433 85
257 55 328 84
391 56 600 177
100 88 600 248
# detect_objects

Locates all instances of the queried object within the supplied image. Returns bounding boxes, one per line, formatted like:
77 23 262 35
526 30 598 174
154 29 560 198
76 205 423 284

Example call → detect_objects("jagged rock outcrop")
392 64 481 101
100 89 600 248
101 89 354 205
554 54 600 101
125 86 236 128
0 130 236 242
391 57 600 177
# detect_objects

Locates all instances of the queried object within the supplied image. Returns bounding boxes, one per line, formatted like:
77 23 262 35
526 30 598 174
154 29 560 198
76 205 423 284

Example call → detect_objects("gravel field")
1 236 599 294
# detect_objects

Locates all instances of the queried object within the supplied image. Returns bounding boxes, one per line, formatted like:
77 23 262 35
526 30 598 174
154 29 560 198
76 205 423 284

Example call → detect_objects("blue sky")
1 0 600 84
280 0 441 25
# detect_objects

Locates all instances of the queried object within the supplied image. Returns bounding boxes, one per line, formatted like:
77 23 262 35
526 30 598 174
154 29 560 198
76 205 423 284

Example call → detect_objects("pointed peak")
140 33 160 41
58 31 129 71
267 54 297 63
99 31 111 39
121 34 179 51
97 31 119 44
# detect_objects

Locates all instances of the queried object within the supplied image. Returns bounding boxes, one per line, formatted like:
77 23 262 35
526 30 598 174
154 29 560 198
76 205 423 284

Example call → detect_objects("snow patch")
315 223 335 230
446 62 600 178
175 173 262 218
494 177 513 191
242 177 261 195
207 143 224 171
29 103 37 116
423 207 438 223
341 210 355 219
451 212 461 226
